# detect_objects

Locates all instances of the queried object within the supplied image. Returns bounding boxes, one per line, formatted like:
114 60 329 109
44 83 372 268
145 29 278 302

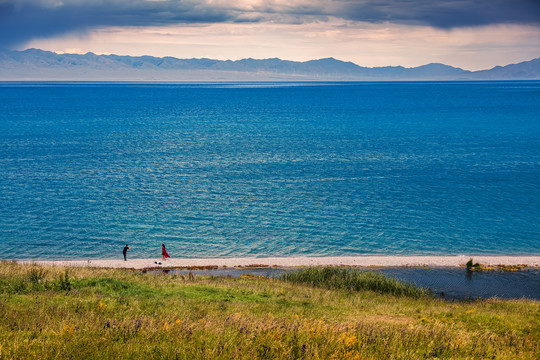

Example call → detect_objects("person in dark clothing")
123 244 130 261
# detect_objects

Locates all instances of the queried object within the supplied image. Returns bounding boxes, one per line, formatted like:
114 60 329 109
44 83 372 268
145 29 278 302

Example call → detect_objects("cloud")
1 0 539 48
328 0 540 29
0 0 241 47
0 0 246 48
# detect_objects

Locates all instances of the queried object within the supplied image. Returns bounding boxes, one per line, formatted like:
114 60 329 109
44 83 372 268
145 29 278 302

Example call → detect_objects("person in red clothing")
161 244 170 261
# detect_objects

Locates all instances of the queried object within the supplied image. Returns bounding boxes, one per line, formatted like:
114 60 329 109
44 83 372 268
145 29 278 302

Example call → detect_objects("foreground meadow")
0 262 538 359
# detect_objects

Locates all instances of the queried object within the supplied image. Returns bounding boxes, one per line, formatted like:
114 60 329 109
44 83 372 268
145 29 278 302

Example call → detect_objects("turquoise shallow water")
0 81 539 259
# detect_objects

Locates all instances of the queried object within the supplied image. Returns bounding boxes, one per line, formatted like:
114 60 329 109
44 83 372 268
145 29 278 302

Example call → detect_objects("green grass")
0 261 538 359
279 266 427 298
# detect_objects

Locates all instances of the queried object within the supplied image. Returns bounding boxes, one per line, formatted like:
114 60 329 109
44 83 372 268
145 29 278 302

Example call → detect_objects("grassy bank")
0 262 538 359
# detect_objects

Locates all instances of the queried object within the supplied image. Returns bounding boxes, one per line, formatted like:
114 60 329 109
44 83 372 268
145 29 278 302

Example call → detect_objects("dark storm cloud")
0 0 242 47
1 0 539 48
330 0 540 29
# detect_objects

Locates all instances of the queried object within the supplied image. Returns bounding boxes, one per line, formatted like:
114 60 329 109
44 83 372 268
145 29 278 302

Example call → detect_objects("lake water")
0 81 538 260
162 267 540 300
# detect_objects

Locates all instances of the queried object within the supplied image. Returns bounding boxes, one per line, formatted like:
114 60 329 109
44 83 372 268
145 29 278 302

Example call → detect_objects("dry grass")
0 261 538 359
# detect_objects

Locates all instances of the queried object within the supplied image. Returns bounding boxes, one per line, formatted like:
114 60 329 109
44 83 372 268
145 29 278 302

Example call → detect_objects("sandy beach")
17 255 540 270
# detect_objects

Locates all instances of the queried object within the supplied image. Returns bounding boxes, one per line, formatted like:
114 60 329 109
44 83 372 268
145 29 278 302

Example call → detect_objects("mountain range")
1 48 539 81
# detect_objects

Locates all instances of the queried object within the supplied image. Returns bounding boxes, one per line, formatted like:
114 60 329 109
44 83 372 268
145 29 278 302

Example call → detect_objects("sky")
1 0 540 70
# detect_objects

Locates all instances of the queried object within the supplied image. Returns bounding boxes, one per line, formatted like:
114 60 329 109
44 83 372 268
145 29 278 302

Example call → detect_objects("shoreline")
16 255 540 270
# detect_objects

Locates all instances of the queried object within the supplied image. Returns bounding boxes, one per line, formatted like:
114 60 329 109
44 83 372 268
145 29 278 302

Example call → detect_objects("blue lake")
0 81 539 259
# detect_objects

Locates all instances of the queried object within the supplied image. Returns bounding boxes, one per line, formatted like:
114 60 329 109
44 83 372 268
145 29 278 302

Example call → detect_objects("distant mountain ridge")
1 48 539 81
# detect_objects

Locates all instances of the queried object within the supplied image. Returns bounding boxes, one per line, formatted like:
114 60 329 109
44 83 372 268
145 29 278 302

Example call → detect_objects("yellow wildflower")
62 324 76 335
340 333 359 348
343 350 361 360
